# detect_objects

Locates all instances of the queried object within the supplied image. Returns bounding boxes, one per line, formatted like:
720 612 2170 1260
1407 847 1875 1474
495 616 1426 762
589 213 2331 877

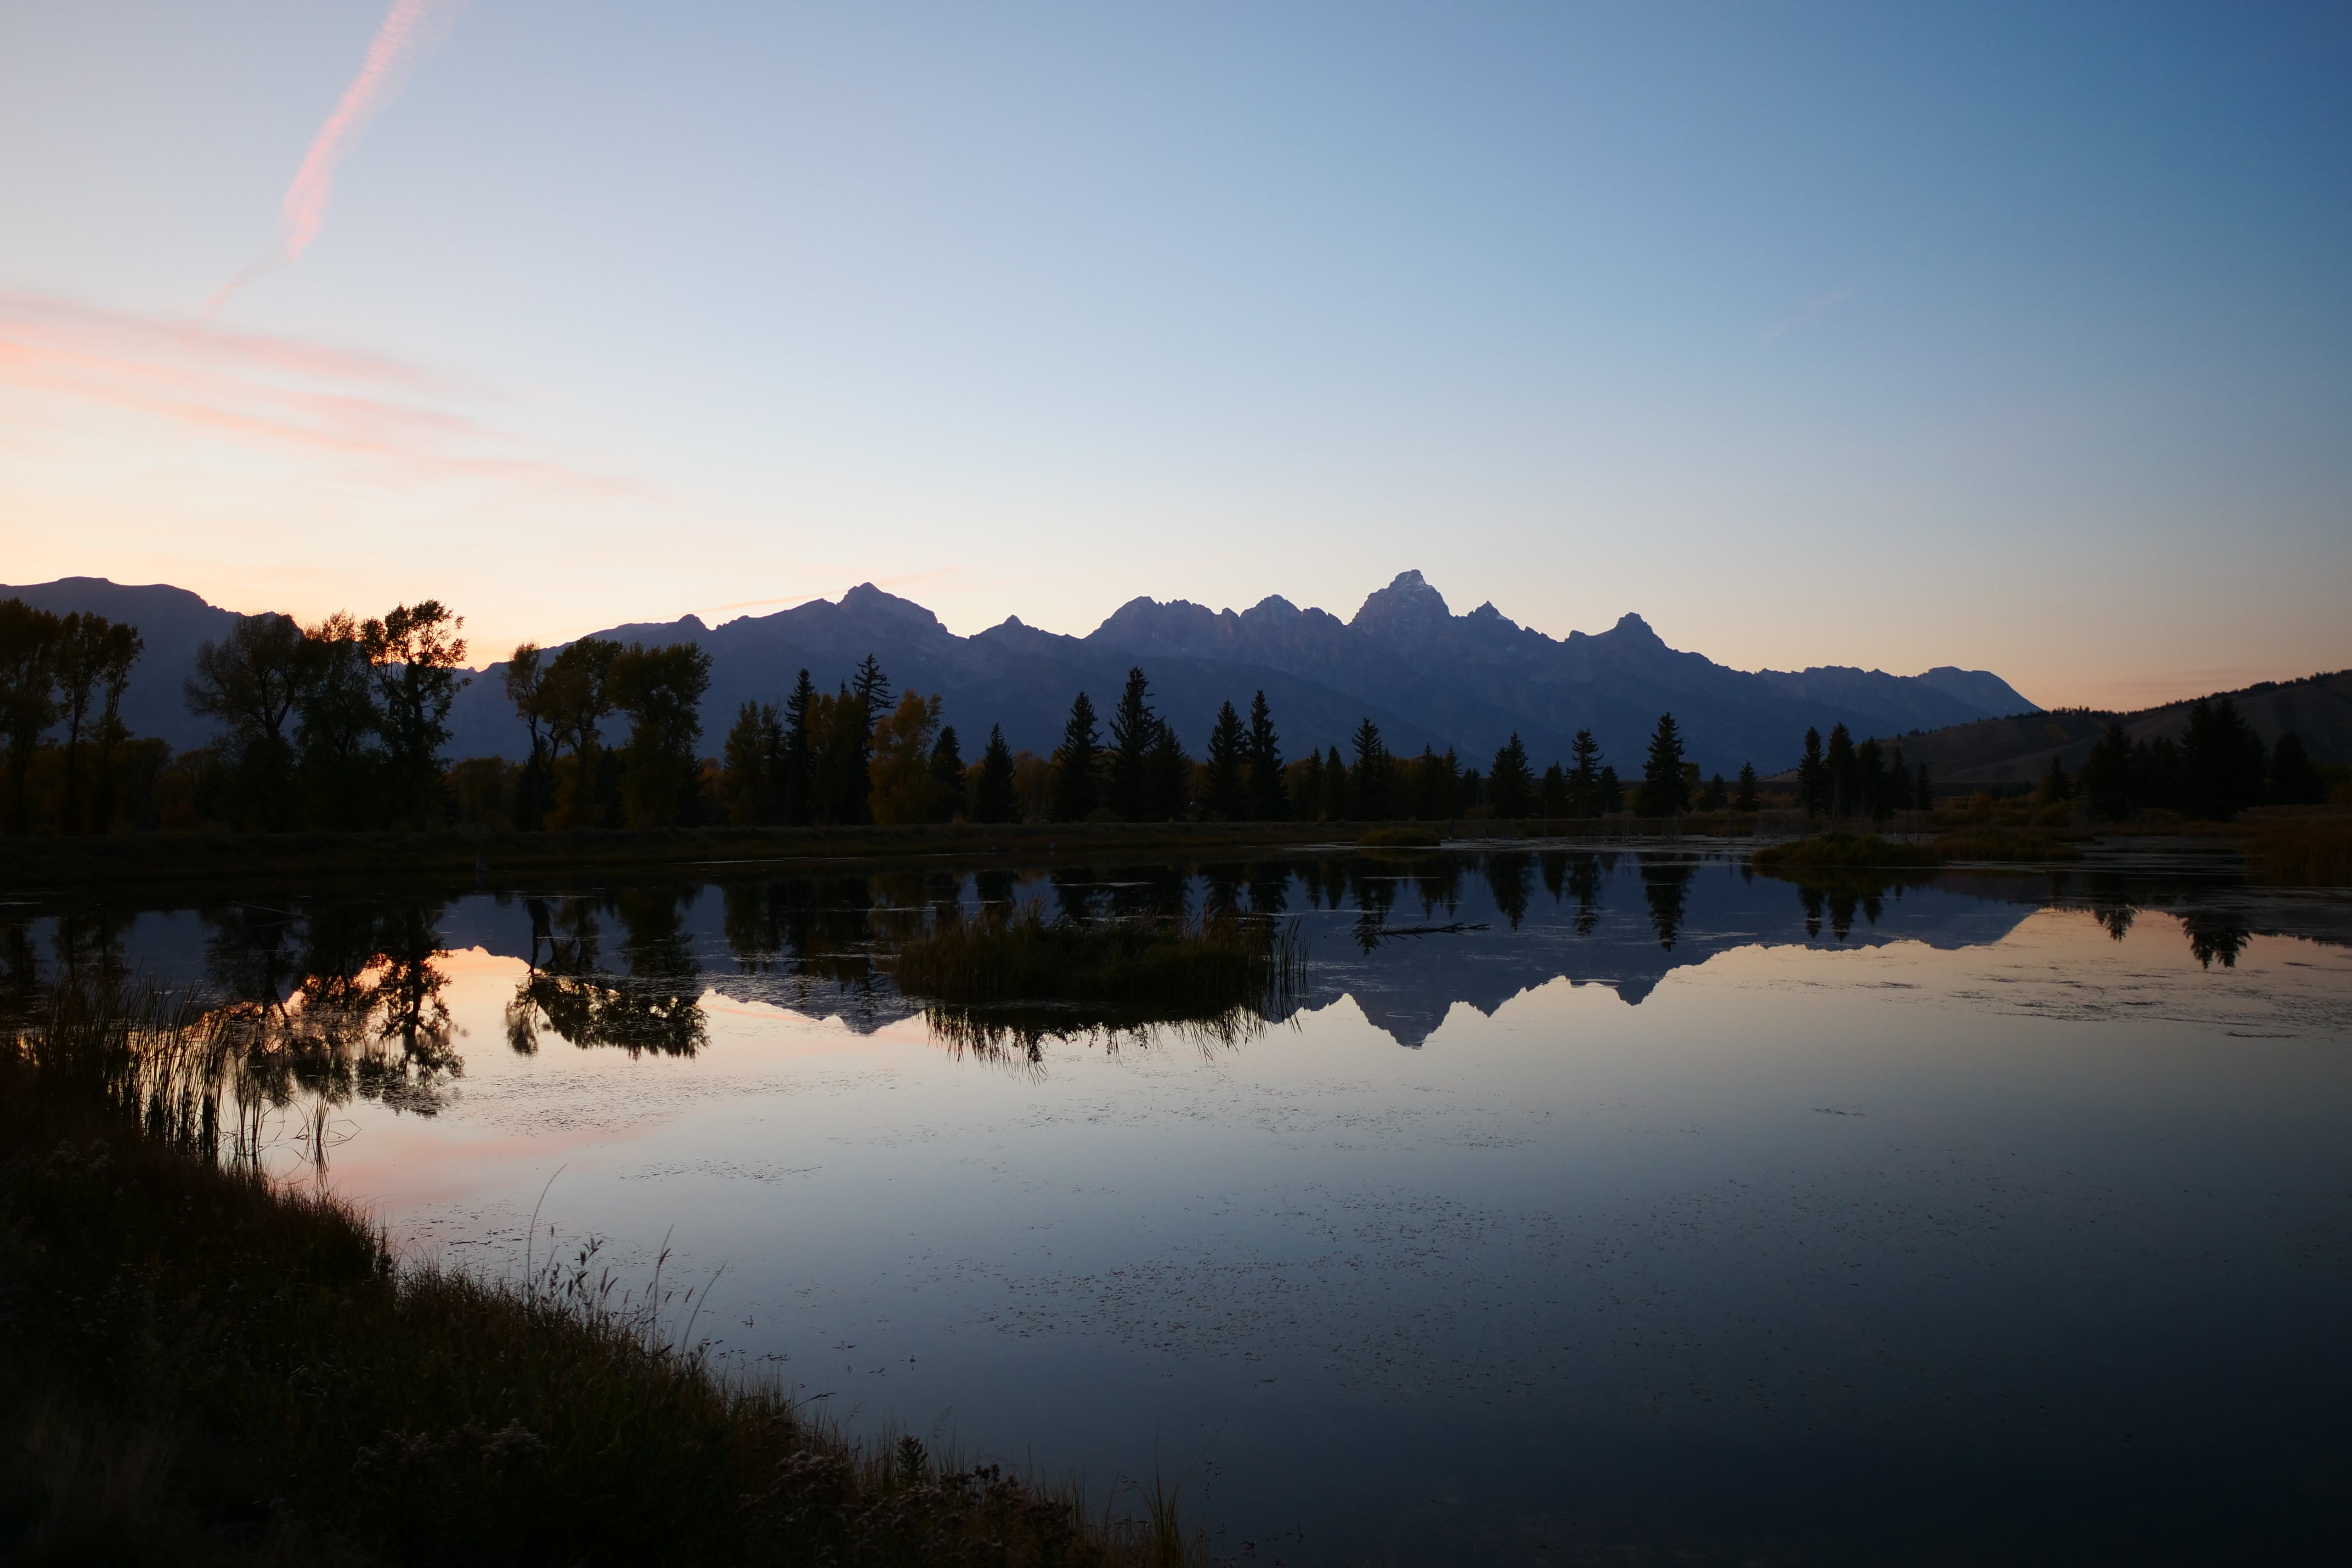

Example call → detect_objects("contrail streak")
211 0 471 310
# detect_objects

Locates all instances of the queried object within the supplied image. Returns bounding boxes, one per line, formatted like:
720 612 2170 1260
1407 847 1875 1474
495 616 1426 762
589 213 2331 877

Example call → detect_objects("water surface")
10 846 2351 1564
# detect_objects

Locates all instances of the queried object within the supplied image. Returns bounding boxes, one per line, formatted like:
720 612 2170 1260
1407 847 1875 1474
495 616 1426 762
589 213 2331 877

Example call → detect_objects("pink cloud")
0 291 646 501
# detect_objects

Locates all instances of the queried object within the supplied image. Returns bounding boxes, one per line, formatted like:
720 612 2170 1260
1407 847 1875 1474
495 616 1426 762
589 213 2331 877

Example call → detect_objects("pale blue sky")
2 1 2346 706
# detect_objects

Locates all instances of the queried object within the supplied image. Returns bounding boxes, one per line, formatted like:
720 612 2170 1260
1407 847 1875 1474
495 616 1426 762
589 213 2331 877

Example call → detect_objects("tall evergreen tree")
1349 718 1388 821
1854 737 1891 823
1295 748 1325 822
1107 666 1158 821
930 725 967 820
1203 701 1247 820
1797 727 1827 818
1488 733 1534 819
2081 723 2134 821
1597 765 1622 815
1698 773 1728 811
780 668 817 825
1320 745 1349 821
1052 691 1102 821
1567 729 1603 817
722 700 773 825
1636 712 1689 818
2181 697 2266 820
1145 719 1190 820
1823 724 1857 819
1539 762 1568 819
1245 691 1286 821
973 724 1018 822
1916 761 1933 813
2269 731 2326 806
1734 761 1759 812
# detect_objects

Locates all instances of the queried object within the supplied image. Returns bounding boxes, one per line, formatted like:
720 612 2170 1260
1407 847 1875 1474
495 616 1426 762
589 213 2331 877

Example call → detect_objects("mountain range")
5 572 2038 777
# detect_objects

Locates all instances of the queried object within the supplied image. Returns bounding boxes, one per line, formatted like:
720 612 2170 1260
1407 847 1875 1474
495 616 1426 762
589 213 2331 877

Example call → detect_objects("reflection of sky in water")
9 854 2352 1562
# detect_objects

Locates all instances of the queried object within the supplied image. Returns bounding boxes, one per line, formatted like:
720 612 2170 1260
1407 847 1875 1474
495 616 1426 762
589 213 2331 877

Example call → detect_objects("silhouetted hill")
7 572 2036 776
0 577 239 749
1884 670 2352 785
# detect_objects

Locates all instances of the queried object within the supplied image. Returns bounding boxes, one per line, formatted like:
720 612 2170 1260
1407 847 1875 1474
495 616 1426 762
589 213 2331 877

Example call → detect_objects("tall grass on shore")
2 984 1202 1566
889 905 1306 1061
2245 818 2352 887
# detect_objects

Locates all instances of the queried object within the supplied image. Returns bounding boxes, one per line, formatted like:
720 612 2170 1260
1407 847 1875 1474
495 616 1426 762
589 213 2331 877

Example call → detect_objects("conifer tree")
1698 772 1728 811
1052 691 1102 821
1145 719 1190 820
1854 737 1890 823
930 725 967 820
1108 666 1157 821
1245 691 1286 821
1295 748 1325 821
1734 761 1759 812
1488 733 1534 819
1823 724 1856 819
1597 764 1622 814
1636 712 1689 818
1204 701 1247 819
1797 728 1827 818
2270 731 2326 806
1321 745 1349 821
973 724 1018 823
1539 763 1568 819
1568 729 1602 817
2181 697 2266 820
1349 718 1388 820
2081 723 2134 821
1915 761 1933 813
1888 745 1914 811
780 668 817 825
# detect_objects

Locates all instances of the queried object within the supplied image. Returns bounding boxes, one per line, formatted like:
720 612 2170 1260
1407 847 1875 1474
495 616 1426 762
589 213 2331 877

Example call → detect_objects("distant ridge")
4 571 2038 776
1869 670 2352 786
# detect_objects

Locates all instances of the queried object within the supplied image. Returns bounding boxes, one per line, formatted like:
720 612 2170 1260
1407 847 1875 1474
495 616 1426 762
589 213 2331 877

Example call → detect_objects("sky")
2 0 2346 710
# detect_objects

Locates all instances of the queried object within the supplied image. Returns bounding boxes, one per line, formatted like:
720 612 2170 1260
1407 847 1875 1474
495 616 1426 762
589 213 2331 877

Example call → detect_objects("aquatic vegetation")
0 983 1204 1566
2244 815 2352 887
889 903 1304 1059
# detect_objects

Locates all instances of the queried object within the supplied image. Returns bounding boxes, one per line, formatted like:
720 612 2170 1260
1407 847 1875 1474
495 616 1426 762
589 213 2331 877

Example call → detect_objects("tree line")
3 592 2337 837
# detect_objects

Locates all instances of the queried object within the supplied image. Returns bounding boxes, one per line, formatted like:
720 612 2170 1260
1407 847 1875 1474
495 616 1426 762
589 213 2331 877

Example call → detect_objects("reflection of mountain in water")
4 850 2333 1054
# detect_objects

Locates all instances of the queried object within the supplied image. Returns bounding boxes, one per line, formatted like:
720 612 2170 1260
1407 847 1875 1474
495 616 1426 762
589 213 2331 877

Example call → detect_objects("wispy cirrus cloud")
213 0 474 309
0 291 645 501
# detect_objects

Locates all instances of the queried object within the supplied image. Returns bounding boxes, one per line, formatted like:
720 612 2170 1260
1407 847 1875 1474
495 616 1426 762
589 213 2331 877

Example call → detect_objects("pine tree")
1888 745 1914 812
1698 772 1728 811
1145 719 1190 820
1245 691 1286 821
1734 761 1759 813
1320 745 1349 821
973 724 1018 823
1854 738 1890 823
1488 733 1534 819
1916 761 1932 813
2181 697 2267 820
2081 723 2134 821
2270 731 2326 806
1636 712 1689 818
1597 765 1622 814
1349 718 1388 821
1568 729 1602 817
1823 724 1856 819
1539 762 1568 819
1295 748 1325 821
1108 666 1157 821
722 700 770 825
1203 701 1247 820
780 668 817 825
929 725 967 821
1797 728 1827 818
1052 692 1102 821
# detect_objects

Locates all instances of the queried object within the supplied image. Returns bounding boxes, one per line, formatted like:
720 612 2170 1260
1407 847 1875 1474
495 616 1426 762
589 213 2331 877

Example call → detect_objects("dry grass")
1 985 1204 1567
2245 817 2352 887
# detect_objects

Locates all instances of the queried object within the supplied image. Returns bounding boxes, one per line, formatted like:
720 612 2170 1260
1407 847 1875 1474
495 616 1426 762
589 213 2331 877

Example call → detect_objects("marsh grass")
2 984 1205 1566
2245 816 2352 887
1751 832 1944 871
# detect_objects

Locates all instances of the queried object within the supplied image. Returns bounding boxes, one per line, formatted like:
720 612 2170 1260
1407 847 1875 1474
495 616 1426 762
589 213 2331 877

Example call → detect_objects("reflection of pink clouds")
0 292 648 500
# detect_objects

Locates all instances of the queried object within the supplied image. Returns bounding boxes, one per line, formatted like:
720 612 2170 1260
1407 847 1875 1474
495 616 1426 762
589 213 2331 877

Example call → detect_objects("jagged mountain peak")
835 582 951 639
1352 569 1453 643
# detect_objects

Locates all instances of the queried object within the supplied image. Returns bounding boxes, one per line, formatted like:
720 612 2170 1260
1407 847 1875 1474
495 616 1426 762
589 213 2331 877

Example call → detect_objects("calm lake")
11 844 2352 1564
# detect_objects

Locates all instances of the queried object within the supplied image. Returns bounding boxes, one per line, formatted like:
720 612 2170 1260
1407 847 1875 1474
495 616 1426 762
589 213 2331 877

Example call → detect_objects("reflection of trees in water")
201 897 459 1118
2182 912 2252 969
1567 854 1606 938
1639 854 1696 950
508 890 707 1057
1484 853 1532 930
1411 859 1459 918
1244 862 1290 917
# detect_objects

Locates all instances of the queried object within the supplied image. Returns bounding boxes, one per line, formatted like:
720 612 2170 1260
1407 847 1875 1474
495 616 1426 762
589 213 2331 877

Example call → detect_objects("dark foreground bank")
0 990 1196 1567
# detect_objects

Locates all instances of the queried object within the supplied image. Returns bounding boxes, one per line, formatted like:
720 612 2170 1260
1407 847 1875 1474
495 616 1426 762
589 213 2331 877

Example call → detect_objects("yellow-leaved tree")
868 691 944 824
